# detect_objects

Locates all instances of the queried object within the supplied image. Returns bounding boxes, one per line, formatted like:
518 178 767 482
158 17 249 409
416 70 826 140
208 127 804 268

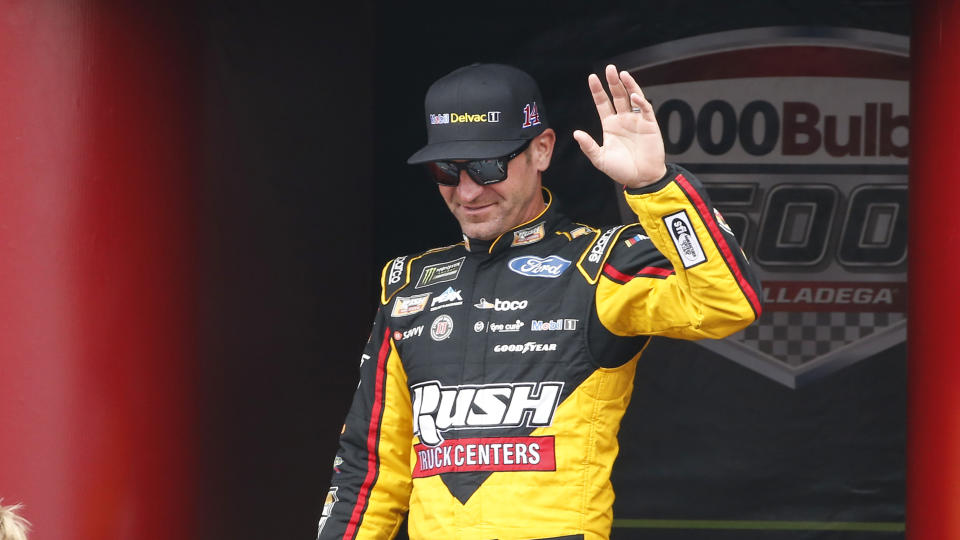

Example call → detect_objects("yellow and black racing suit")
318 164 763 540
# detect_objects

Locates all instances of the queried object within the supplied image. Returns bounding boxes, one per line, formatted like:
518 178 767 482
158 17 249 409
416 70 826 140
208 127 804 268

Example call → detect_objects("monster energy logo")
415 257 466 288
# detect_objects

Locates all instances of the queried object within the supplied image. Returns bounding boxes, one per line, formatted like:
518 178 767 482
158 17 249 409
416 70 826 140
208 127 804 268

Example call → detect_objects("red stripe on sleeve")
603 264 675 283
602 263 633 283
675 174 763 317
344 326 392 540
637 266 674 277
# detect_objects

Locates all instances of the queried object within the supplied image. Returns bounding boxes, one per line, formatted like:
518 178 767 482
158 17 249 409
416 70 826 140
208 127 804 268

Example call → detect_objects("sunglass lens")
428 162 460 186
470 159 508 185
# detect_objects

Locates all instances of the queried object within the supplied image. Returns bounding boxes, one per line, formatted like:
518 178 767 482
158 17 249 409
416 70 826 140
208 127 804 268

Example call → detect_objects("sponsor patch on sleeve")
663 210 707 269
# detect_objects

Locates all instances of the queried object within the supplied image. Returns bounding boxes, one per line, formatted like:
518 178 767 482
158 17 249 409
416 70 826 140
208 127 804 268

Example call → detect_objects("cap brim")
407 139 530 164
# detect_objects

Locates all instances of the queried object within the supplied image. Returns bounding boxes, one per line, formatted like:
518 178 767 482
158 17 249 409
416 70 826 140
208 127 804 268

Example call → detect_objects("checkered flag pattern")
731 311 907 367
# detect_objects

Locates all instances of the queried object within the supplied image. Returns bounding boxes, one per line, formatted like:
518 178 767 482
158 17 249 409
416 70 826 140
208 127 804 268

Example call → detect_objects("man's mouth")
461 202 495 214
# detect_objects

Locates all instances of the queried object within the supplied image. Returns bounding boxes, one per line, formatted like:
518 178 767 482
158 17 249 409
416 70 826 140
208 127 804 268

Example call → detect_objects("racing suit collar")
463 187 561 255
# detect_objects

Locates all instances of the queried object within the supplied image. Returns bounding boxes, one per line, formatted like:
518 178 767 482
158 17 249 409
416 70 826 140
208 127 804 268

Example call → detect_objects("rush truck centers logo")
410 380 562 477
610 28 909 388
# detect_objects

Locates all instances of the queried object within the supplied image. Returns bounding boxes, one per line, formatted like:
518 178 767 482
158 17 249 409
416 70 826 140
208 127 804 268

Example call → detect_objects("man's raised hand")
573 64 667 188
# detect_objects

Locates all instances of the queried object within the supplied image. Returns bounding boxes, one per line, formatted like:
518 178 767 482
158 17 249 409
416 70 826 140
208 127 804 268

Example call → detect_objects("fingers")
587 73 614 120
630 92 657 124
618 68 644 99
591 64 652 119
572 129 602 164
605 64 631 114
620 70 657 123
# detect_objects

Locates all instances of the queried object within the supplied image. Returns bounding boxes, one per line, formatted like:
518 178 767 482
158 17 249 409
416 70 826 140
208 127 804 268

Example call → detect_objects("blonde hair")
0 501 30 540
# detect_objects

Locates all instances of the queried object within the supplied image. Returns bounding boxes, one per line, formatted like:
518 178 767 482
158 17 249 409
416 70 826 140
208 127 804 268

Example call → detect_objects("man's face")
437 130 555 241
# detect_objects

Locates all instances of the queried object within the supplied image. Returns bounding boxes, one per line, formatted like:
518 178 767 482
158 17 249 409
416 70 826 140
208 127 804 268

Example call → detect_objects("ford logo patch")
508 255 571 278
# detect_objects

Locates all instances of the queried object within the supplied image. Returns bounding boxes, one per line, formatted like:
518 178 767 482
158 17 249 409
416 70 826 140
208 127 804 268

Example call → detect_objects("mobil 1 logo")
611 27 909 388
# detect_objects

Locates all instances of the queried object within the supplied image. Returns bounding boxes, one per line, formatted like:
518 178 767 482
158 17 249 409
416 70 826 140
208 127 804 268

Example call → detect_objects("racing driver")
316 62 763 539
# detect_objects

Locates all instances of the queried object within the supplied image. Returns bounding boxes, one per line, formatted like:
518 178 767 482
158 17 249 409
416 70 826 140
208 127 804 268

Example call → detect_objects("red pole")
908 1 960 538
0 3 199 539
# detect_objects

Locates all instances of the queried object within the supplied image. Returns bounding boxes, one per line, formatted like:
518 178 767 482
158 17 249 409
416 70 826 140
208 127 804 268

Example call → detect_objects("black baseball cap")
407 63 549 164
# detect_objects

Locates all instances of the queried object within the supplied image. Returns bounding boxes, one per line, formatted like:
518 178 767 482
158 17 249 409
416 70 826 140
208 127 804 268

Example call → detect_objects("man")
318 63 762 540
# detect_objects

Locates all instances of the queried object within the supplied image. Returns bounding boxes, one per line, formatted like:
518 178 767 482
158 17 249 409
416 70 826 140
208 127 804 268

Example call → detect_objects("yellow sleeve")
594 164 763 340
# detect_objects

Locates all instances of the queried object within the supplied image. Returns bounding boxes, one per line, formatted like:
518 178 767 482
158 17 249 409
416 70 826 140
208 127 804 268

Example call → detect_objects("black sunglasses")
427 140 532 186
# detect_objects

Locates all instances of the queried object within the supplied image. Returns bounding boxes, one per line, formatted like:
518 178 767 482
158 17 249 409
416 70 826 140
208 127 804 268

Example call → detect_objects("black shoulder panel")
380 244 463 305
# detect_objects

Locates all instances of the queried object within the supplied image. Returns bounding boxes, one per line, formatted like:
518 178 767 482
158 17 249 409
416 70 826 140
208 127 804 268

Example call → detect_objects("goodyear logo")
430 111 501 124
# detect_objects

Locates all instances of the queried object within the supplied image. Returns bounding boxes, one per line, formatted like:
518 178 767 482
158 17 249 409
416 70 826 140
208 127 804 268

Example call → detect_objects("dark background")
196 1 909 538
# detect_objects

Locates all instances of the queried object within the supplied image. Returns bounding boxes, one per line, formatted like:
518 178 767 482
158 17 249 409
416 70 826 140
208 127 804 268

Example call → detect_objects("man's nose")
456 170 484 199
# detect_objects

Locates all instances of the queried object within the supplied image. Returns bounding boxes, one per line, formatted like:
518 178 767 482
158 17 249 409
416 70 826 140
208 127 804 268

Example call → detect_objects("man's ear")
531 129 556 172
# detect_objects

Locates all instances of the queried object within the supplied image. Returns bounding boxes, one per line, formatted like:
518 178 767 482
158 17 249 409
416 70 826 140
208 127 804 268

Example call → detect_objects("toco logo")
610 27 909 388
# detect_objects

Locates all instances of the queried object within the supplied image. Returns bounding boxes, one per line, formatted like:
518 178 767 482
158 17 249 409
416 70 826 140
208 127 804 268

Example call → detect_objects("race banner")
610 27 909 388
